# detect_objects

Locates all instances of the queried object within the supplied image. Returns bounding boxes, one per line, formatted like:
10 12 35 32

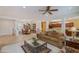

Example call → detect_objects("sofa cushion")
45 30 64 40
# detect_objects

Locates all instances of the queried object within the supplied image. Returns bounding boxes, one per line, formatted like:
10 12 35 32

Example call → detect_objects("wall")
15 18 79 35
73 19 79 29
66 19 79 29
0 19 34 36
33 19 49 32
0 19 15 36
1 18 79 36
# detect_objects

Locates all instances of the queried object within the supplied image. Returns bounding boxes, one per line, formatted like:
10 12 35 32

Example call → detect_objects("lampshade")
71 27 76 31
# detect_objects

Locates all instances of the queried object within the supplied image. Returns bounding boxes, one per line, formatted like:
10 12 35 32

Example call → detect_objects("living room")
0 6 79 53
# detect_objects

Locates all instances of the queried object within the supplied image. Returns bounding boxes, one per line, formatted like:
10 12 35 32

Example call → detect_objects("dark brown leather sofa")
65 40 79 53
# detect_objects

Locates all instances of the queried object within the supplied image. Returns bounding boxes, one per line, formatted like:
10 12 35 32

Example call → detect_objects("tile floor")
0 33 63 53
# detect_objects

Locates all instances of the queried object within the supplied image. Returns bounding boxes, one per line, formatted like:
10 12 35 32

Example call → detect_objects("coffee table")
21 39 51 53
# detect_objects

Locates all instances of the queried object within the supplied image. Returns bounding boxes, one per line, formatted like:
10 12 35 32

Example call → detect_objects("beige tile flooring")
0 35 16 47
0 34 36 47
0 33 61 53
0 33 79 53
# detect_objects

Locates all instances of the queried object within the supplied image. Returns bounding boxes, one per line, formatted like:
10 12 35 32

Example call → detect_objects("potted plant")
32 37 39 46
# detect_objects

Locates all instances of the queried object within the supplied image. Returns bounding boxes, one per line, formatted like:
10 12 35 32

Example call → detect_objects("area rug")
21 45 51 53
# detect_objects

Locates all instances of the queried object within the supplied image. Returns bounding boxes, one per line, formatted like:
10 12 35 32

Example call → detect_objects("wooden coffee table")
21 39 51 53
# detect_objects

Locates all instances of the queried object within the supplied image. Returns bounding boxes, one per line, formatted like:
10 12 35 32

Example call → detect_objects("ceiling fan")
39 6 58 15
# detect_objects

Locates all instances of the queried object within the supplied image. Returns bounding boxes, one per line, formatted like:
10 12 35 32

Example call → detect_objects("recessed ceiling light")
23 6 26 8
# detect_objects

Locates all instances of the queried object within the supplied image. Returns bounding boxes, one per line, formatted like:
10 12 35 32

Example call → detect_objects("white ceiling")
0 6 79 20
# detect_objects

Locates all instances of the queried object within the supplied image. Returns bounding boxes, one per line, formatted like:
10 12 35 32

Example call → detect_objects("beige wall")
0 19 15 36
65 19 79 29
67 19 79 29
73 19 79 29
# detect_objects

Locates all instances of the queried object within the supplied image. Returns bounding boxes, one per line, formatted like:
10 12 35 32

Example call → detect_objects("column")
61 18 66 37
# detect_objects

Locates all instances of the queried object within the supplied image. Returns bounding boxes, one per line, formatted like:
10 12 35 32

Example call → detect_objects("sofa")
37 30 65 49
65 46 79 53
65 40 79 53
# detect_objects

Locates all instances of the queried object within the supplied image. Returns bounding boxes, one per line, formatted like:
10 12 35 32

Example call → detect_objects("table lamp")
71 27 76 39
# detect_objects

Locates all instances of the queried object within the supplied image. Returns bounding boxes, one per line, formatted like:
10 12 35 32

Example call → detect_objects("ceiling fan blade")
48 11 52 14
50 9 58 11
42 11 47 14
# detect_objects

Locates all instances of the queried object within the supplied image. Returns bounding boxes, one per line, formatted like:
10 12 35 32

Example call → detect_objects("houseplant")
32 37 39 46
